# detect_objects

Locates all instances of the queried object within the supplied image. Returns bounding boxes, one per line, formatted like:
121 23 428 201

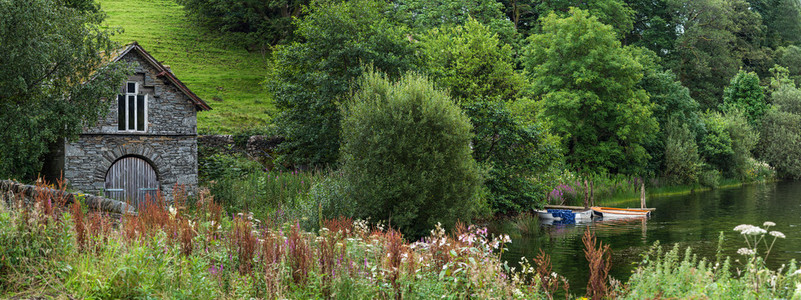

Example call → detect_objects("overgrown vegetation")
0 0 131 179
341 71 483 238
5 186 800 299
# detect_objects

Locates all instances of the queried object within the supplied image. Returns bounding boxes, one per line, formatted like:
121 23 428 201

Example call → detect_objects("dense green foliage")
722 71 767 128
267 0 414 167
176 0 305 48
0 0 130 179
699 111 759 179
465 102 560 213
669 0 765 109
758 67 801 179
663 121 701 185
340 71 482 237
524 8 657 175
392 0 517 45
776 45 801 85
635 49 703 176
416 18 526 104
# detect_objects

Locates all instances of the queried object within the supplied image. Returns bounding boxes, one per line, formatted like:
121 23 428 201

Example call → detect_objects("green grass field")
98 0 274 133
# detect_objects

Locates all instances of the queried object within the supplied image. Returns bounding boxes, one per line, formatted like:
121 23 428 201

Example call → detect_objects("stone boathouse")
52 42 211 206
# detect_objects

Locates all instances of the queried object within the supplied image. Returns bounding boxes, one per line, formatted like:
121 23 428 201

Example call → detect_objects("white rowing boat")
590 207 650 219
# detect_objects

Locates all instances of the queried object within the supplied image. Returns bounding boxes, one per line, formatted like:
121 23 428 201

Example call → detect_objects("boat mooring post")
583 179 589 209
640 183 646 209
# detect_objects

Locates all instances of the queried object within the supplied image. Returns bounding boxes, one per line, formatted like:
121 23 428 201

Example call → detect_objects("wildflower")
743 227 767 236
764 221 776 227
737 248 756 256
770 231 786 239
734 224 755 232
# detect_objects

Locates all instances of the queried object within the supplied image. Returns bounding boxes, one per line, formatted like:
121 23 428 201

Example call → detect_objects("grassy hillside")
98 0 274 133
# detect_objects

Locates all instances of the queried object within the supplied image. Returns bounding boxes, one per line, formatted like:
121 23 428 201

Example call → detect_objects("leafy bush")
663 120 701 185
758 69 801 179
266 0 415 167
699 169 721 188
340 71 483 238
722 70 767 128
464 101 560 213
198 152 263 182
699 110 758 179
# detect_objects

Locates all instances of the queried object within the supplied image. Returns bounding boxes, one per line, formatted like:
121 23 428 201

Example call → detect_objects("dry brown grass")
583 229 611 300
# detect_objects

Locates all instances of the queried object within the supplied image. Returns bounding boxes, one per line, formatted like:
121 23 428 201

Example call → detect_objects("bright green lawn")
98 0 275 133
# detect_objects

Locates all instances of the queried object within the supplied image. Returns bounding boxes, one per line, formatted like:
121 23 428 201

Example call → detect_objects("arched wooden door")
104 156 159 208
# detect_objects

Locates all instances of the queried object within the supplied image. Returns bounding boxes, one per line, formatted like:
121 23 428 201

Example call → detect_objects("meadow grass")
97 0 274 133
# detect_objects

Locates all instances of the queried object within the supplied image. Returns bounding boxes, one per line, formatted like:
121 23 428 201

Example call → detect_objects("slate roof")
111 42 211 111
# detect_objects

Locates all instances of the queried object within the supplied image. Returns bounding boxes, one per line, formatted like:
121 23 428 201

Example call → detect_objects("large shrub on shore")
699 110 759 179
758 67 801 179
340 71 483 237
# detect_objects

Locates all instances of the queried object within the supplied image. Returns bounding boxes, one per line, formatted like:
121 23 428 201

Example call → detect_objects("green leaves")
0 0 131 179
266 0 415 167
722 71 767 128
416 18 527 105
341 71 482 238
524 8 657 175
464 102 559 213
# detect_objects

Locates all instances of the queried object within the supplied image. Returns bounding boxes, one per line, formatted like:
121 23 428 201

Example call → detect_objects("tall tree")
670 0 737 109
624 0 679 57
750 0 801 47
524 8 657 175
758 66 801 179
669 0 769 108
266 0 414 167
722 70 767 128
632 48 702 176
0 0 130 179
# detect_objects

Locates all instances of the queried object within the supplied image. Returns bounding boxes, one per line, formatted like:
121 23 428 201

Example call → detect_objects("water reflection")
494 181 801 295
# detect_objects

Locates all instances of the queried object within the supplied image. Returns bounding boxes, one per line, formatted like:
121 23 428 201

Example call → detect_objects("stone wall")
0 180 136 215
64 134 198 201
84 50 198 136
61 47 200 202
198 135 283 159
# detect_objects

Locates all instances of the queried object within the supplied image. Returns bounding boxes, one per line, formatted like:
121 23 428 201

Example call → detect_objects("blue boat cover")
547 209 575 223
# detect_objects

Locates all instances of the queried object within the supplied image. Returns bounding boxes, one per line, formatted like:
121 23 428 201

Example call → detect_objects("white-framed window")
117 81 147 132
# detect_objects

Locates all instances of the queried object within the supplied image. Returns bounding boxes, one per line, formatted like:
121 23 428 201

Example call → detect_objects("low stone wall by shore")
0 180 136 215
198 135 283 159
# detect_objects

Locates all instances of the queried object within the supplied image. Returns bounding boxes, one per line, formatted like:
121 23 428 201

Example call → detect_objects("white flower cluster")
770 231 786 239
738 248 756 256
733 224 767 235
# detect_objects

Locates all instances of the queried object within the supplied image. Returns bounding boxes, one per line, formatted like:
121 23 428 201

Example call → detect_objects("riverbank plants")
622 223 801 299
4 184 801 298
0 188 558 299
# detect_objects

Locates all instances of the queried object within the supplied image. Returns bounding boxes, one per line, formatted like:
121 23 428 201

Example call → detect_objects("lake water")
495 181 801 292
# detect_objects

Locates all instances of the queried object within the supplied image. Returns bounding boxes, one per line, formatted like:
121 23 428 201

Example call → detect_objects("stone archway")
104 156 159 206
92 144 172 202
